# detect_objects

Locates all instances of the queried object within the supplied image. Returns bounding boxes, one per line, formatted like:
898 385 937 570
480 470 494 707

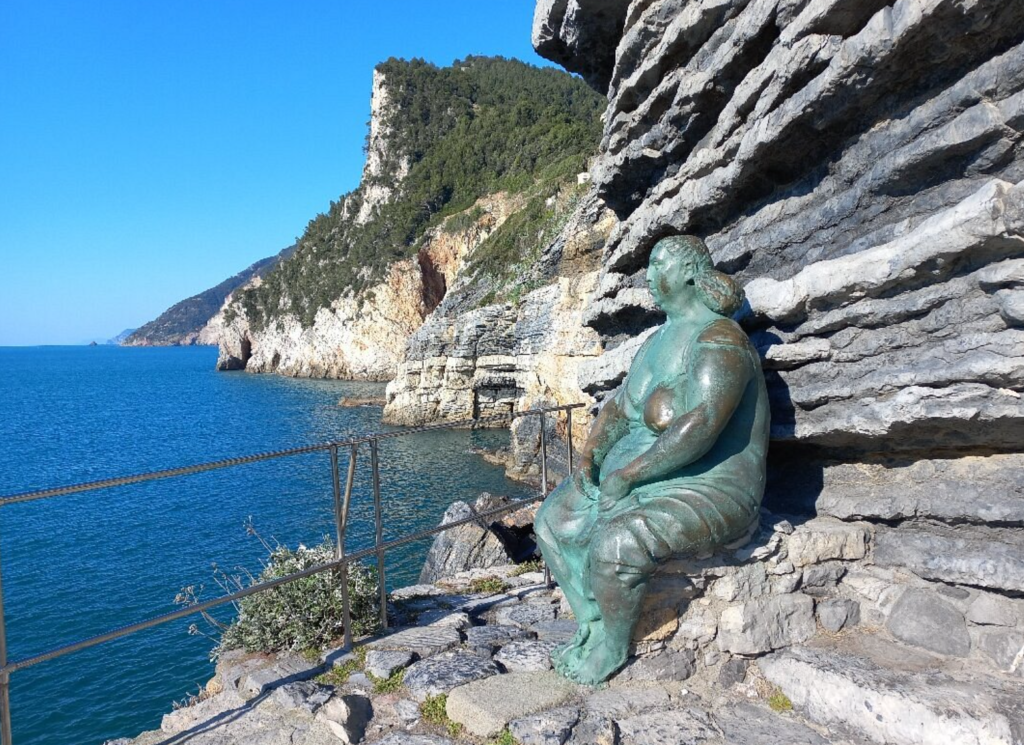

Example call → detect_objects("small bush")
488 729 519 745
217 539 381 655
768 688 793 712
315 647 367 686
469 576 509 594
421 693 462 737
370 668 405 694
510 559 543 576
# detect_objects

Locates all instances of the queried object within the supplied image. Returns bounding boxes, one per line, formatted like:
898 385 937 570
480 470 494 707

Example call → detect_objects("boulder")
418 493 517 584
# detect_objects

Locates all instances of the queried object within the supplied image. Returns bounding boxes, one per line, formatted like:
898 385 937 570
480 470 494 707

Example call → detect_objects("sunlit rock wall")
534 0 1024 599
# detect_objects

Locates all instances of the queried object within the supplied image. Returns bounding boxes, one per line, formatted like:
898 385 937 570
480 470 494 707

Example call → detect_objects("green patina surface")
536 235 770 685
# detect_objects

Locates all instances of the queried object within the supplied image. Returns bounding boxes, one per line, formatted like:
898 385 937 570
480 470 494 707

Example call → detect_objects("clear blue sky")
0 0 553 345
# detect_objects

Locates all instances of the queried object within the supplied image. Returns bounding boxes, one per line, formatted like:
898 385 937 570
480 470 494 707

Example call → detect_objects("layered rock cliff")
521 0 1024 704
211 57 604 379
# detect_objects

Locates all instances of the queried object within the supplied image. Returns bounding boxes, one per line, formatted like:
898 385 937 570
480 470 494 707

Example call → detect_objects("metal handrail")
0 402 583 744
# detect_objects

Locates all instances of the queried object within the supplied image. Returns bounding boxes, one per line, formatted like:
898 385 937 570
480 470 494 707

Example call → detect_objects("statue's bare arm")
600 339 750 508
574 392 630 496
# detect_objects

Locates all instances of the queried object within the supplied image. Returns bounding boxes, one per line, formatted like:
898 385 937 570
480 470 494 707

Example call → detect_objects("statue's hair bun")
655 234 744 317
696 270 744 317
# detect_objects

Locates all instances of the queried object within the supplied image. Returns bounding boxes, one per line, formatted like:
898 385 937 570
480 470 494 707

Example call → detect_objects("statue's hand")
598 470 631 513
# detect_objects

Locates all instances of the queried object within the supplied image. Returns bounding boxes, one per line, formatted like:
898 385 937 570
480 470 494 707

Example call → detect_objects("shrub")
217 539 381 655
768 688 793 712
469 576 509 594
421 694 462 737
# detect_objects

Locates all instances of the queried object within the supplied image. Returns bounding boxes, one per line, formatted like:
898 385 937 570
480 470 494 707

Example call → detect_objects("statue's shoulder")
696 318 747 347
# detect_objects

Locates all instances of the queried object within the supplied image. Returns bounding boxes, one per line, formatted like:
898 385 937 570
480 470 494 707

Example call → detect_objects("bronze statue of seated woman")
535 234 770 685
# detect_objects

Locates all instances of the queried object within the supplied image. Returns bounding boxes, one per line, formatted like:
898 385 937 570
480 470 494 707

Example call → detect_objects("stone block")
966 592 1022 627
716 701 829 745
786 519 868 567
670 606 717 650
365 650 415 680
415 609 471 629
531 619 579 643
402 650 499 701
566 716 617 745
373 735 456 745
886 589 971 657
874 524 1024 593
445 670 579 738
495 602 557 628
760 642 1023 745
711 563 769 602
464 623 527 655
718 658 749 687
315 693 372 744
717 594 816 655
978 628 1024 675
585 685 671 720
817 598 860 633
495 638 560 672
237 656 322 699
616 708 718 745
509 705 580 745
617 649 695 682
366 625 462 658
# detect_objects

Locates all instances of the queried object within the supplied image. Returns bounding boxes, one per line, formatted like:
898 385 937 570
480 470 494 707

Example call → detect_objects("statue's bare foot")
553 621 591 675
564 625 627 686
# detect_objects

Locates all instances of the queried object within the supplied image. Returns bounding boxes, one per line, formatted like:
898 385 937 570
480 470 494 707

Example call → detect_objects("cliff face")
529 0 1024 630
214 194 521 379
383 189 617 478
212 56 604 379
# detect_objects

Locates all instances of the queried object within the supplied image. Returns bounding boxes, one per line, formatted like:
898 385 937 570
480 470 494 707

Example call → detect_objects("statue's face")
647 241 696 309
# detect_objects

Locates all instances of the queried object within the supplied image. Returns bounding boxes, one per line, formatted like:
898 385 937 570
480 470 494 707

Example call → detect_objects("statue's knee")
589 522 654 580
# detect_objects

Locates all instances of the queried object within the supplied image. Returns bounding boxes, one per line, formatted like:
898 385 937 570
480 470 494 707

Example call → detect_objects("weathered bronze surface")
536 234 770 684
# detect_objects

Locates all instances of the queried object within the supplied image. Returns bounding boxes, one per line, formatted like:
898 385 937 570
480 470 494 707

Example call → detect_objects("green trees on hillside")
235 56 603 329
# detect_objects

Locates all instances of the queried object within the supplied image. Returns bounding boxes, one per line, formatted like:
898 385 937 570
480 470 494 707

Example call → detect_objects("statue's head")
647 235 744 317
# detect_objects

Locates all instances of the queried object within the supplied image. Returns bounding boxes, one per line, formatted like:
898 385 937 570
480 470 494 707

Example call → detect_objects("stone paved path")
111 563 1024 745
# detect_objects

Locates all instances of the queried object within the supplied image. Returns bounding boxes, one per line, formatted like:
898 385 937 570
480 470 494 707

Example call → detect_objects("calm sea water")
0 345 532 745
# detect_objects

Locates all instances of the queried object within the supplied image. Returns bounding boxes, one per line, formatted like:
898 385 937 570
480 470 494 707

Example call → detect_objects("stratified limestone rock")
531 0 1024 523
873 523 1024 593
384 190 616 481
885 588 971 658
776 453 1024 523
418 493 516 584
760 638 1024 745
402 650 500 701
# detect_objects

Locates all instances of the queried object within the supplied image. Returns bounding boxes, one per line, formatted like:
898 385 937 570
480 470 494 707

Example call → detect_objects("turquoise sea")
0 345 533 745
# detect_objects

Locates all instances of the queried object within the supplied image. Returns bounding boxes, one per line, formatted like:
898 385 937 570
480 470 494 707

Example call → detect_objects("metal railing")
0 402 584 745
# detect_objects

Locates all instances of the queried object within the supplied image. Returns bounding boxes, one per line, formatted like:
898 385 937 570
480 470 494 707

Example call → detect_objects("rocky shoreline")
109 503 1024 745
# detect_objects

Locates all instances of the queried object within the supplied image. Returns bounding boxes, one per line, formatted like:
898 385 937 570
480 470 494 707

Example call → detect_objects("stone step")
759 635 1024 745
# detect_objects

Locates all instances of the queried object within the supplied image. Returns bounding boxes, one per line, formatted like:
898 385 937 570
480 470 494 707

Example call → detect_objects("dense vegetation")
217 540 380 654
234 56 604 329
126 247 291 345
